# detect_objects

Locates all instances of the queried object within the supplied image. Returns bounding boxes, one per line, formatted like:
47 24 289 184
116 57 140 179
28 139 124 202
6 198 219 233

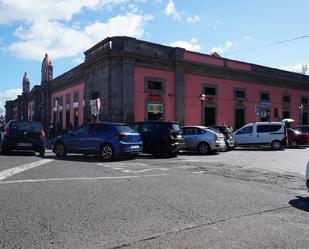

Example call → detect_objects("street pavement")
0 148 308 249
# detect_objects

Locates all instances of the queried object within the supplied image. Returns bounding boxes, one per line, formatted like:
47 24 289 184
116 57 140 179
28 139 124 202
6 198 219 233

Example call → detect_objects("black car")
1 120 46 156
293 125 309 134
131 121 185 157
208 125 236 151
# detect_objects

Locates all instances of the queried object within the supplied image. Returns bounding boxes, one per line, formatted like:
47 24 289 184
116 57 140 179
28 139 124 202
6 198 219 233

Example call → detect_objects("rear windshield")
169 123 180 131
10 122 42 133
114 125 136 133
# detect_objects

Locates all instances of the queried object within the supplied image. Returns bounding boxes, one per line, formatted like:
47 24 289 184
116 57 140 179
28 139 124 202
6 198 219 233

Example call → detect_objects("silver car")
182 126 226 154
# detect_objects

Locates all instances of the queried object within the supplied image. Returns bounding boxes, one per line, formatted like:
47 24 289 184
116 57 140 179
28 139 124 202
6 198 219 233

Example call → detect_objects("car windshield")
10 122 42 133
115 125 136 133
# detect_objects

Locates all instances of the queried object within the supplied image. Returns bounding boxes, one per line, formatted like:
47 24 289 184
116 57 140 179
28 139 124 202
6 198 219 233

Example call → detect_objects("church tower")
22 72 30 94
41 53 53 84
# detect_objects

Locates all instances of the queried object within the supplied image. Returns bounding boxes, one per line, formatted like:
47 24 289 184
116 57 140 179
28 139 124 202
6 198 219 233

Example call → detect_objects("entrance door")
204 107 216 126
235 108 245 130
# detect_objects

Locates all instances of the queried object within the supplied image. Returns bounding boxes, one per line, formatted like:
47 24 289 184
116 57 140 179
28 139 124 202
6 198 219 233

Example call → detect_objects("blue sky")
1 0 309 114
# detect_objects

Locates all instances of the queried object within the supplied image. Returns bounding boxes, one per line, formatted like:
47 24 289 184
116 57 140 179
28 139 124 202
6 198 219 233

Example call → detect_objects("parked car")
208 125 236 151
182 126 226 154
306 161 309 192
287 128 309 148
131 121 185 157
1 120 46 156
293 125 309 134
233 122 287 150
52 122 143 160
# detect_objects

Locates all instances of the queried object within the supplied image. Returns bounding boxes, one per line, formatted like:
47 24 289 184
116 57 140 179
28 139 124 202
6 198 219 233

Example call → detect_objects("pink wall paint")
135 67 176 121
51 82 84 129
184 74 307 127
184 51 224 67
227 61 251 71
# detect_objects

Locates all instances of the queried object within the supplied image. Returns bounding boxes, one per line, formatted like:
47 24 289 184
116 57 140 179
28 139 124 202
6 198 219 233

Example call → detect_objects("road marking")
97 162 169 173
0 174 168 185
0 159 54 181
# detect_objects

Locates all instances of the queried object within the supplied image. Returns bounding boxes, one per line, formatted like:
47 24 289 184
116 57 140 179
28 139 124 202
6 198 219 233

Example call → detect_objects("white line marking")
121 168 169 173
0 174 168 185
97 162 169 173
0 159 54 181
192 171 206 174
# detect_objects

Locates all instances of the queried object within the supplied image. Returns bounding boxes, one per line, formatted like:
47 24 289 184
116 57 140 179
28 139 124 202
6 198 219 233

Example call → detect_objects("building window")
282 95 291 103
260 92 270 101
204 86 216 96
145 77 165 93
73 91 79 102
301 97 308 105
234 89 246 99
147 103 163 121
282 111 290 119
66 94 70 105
274 108 279 118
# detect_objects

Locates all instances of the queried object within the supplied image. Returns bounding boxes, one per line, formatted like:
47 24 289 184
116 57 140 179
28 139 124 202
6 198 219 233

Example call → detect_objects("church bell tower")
22 72 30 94
41 53 53 84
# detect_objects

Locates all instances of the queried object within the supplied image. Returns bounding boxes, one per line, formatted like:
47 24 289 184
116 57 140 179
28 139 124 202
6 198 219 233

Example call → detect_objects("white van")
233 122 287 150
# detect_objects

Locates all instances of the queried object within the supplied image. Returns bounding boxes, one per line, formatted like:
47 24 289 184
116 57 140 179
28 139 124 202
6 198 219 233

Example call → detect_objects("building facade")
5 54 53 129
5 36 309 131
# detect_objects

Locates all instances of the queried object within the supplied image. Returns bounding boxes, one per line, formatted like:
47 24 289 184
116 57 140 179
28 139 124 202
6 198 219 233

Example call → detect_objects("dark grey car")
1 120 46 156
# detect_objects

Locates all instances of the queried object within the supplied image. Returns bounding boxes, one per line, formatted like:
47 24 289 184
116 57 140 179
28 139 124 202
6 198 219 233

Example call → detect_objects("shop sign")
90 98 101 109
73 102 79 108
147 94 163 100
91 106 99 115
259 101 271 107
148 104 163 114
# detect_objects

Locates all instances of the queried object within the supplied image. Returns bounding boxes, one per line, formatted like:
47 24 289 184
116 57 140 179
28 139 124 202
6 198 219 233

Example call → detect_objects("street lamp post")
199 93 206 125
298 104 304 125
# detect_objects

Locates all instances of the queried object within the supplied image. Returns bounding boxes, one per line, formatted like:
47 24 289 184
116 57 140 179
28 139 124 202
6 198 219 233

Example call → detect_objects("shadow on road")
0 150 36 157
289 196 309 212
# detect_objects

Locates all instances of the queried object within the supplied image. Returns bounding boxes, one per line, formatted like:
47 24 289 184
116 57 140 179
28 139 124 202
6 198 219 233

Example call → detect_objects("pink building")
6 37 309 131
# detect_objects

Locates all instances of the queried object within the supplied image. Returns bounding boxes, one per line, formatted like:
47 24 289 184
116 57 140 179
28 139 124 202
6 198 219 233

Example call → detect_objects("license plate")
131 145 139 149
18 142 32 147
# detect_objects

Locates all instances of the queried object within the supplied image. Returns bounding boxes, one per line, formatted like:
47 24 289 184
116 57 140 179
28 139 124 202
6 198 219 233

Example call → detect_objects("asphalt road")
0 148 308 249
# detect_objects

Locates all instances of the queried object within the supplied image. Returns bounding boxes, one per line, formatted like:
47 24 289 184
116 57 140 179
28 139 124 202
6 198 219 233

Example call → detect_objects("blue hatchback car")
52 122 143 160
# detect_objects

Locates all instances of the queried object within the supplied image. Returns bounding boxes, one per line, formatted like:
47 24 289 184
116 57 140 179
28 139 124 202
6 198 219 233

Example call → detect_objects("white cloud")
281 63 308 74
0 88 22 115
244 35 252 40
211 41 235 54
8 13 153 60
164 0 181 21
187 15 201 23
169 38 201 52
0 0 126 24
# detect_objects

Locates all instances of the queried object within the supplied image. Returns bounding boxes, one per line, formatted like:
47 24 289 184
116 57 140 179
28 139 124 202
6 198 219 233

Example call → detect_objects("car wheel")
290 140 299 148
220 143 228 152
271 140 282 150
54 143 66 157
198 142 211 155
38 148 45 157
101 144 115 161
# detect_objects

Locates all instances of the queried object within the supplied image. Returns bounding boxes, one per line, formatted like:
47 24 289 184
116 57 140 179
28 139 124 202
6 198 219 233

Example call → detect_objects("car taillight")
40 129 45 139
115 134 127 141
